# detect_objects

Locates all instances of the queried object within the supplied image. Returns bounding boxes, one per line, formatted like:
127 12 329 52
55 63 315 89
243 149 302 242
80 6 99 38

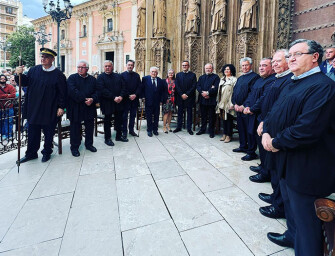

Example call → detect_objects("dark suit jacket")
141 76 167 107
320 60 335 74
175 71 197 107
196 73 220 106
121 71 142 106
97 72 126 115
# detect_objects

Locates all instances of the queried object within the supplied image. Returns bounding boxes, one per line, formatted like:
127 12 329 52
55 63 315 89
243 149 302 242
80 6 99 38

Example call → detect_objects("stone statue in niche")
185 0 201 35
153 0 166 37
238 0 257 31
137 0 146 37
211 0 227 33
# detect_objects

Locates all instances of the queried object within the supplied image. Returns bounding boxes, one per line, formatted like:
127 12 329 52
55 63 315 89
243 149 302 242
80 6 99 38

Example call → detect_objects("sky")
20 0 86 20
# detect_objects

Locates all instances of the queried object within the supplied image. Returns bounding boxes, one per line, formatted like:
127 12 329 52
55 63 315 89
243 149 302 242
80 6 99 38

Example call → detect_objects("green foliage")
7 25 35 68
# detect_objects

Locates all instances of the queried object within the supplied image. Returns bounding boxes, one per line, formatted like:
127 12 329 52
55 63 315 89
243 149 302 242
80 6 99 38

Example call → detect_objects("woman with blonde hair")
162 69 176 133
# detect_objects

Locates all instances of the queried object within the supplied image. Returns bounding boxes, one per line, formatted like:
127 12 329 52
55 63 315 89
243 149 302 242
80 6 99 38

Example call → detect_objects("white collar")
42 65 56 72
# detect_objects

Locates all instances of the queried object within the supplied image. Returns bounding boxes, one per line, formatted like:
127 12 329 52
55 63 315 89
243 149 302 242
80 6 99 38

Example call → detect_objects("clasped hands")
262 133 279 152
201 91 209 99
114 96 123 103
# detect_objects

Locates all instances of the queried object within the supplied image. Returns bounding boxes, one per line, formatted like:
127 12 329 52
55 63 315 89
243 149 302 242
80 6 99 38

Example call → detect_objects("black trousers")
104 111 123 140
257 133 270 176
286 183 323 256
270 169 284 212
236 112 248 150
26 120 57 158
280 179 296 245
145 105 160 132
223 113 234 136
122 100 137 135
177 104 193 131
200 104 215 135
70 119 94 151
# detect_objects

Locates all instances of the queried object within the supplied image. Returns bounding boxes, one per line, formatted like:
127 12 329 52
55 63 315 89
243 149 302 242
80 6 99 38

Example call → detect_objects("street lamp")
42 0 73 69
33 25 52 48
0 38 12 70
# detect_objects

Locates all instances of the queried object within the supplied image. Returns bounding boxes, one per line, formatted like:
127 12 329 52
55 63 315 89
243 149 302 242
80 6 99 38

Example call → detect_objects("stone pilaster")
235 31 258 74
184 34 202 76
151 37 170 77
208 32 228 73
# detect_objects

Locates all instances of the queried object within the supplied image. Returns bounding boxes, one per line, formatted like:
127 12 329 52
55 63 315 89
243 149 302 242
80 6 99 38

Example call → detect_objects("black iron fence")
0 98 28 155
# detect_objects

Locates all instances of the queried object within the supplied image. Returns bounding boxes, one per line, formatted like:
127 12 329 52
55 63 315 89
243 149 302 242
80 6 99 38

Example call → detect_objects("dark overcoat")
175 71 197 107
196 73 220 106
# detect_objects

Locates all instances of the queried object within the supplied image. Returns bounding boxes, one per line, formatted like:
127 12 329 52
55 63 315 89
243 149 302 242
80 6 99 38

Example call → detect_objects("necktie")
152 79 156 88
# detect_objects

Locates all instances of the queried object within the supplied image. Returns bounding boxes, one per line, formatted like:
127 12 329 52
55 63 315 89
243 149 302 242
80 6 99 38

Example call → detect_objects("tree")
7 26 35 68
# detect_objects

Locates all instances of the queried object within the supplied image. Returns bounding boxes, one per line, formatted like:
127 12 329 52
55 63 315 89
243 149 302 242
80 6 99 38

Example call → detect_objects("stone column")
151 37 170 77
208 32 228 73
235 31 258 74
184 34 202 75
134 38 146 76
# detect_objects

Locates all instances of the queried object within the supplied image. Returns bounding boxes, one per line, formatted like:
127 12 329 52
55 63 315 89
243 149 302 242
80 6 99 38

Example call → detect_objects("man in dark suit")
67 60 98 157
320 46 335 74
173 60 197 135
263 39 335 256
121 60 142 138
97 60 127 146
196 63 220 138
141 66 167 137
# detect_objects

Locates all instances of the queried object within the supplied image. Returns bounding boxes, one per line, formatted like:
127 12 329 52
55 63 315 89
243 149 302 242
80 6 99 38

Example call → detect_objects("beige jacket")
216 76 237 119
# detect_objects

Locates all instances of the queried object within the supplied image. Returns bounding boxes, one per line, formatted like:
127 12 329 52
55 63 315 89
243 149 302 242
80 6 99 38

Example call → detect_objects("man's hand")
15 66 24 74
129 94 136 101
243 107 249 114
57 108 64 117
257 121 263 136
201 91 209 98
181 94 188 100
234 104 239 112
85 98 93 106
114 96 123 103
238 105 245 112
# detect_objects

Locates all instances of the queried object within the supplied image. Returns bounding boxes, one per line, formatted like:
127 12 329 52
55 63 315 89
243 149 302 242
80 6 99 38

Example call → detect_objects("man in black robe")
97 60 127 146
67 60 98 157
196 63 220 138
121 60 141 138
173 60 197 135
16 48 67 163
231 57 259 158
262 39 335 256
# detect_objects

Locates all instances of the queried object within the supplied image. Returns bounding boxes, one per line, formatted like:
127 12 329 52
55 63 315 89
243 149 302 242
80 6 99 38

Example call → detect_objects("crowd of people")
12 39 335 256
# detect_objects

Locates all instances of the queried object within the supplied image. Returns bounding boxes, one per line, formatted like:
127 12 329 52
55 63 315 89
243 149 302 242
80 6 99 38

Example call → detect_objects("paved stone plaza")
0 122 294 256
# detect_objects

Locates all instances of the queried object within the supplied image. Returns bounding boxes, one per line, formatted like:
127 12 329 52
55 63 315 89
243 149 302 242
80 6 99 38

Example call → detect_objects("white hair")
274 49 289 63
77 59 89 68
150 66 159 72
240 57 253 65
104 60 114 65
204 63 213 69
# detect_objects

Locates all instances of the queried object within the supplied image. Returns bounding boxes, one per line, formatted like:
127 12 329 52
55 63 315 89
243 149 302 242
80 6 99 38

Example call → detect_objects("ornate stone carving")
135 38 146 73
137 0 146 38
151 37 170 75
185 0 201 35
153 0 166 37
210 0 227 33
238 0 257 31
184 34 202 75
277 0 292 49
235 32 258 73
208 33 227 72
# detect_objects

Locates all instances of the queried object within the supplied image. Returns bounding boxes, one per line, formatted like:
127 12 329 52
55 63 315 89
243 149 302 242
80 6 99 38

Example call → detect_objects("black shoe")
41 154 51 163
232 148 247 153
249 165 262 173
71 150 80 157
258 192 273 204
241 154 258 161
267 232 294 248
188 130 194 135
86 145 97 152
196 130 205 135
260 205 285 219
147 131 153 137
209 134 214 138
129 131 138 137
105 139 115 146
173 128 181 133
153 131 159 136
249 173 270 183
116 136 129 142
19 155 38 164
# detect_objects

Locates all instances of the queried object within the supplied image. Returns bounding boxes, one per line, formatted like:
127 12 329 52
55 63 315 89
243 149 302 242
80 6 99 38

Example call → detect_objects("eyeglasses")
77 66 88 69
285 52 315 59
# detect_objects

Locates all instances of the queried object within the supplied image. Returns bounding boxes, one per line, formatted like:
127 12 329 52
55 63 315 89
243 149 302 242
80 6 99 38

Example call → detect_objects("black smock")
263 72 335 196
175 71 197 107
19 65 67 125
231 72 260 106
67 73 98 122
196 73 220 106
